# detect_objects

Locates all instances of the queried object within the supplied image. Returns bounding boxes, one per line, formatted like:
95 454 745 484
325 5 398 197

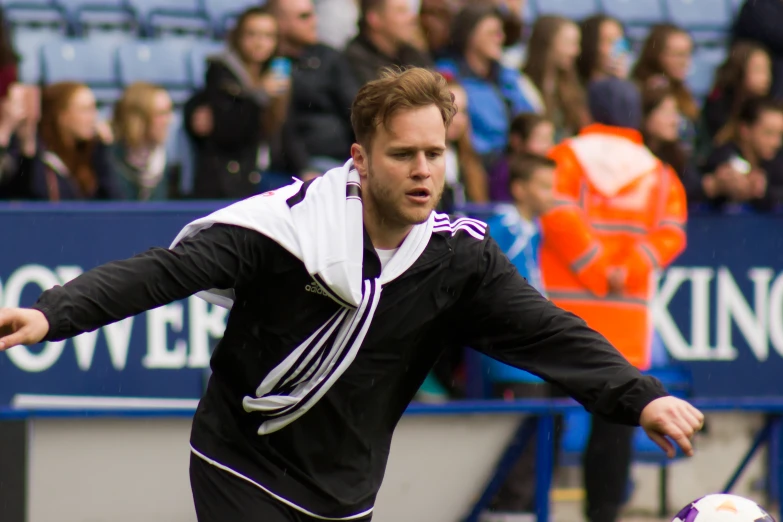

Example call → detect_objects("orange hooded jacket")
540 124 688 370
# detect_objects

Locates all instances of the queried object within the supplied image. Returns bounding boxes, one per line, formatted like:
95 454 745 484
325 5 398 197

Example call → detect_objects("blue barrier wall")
0 203 781 405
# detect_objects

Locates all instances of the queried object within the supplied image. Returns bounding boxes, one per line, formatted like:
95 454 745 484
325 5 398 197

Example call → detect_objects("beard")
364 163 444 228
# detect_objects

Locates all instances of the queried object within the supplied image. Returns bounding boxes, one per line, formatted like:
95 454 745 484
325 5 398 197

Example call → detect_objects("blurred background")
0 0 783 522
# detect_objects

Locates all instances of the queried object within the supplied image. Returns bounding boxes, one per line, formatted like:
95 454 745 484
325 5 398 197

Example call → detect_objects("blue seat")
13 26 64 83
188 41 222 89
531 0 599 20
127 0 210 37
56 0 137 36
4 0 67 29
687 46 726 99
202 0 257 35
602 0 666 26
41 38 120 102
664 0 732 44
117 40 190 103
165 108 182 164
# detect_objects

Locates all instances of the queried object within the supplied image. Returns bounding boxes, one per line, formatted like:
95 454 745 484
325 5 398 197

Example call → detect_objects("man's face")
746 110 783 161
513 166 555 218
277 0 319 47
352 105 447 229
374 0 417 46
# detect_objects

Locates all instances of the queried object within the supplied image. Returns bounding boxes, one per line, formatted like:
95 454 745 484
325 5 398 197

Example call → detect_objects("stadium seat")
13 26 65 83
687 46 726 99
41 38 121 103
127 0 210 37
530 0 599 20
56 0 138 37
4 0 67 31
523 0 536 21
202 0 257 35
117 40 191 103
188 41 222 89
664 0 732 44
165 108 182 164
601 0 666 26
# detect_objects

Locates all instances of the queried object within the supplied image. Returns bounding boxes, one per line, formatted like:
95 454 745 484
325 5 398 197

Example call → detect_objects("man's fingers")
646 429 676 459
683 408 704 432
666 425 695 457
0 329 27 350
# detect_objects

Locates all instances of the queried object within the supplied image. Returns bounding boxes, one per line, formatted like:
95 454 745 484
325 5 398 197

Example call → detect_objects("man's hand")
640 396 704 458
0 308 50 350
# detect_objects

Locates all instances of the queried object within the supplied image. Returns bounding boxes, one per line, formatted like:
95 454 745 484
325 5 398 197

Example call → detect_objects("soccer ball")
673 494 775 522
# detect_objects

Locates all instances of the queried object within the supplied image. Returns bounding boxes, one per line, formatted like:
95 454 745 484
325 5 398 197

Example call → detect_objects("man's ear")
351 143 369 179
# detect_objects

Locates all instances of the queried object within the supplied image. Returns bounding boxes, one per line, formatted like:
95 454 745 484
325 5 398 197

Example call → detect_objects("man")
0 68 702 522
269 0 359 173
541 78 689 522
344 0 434 86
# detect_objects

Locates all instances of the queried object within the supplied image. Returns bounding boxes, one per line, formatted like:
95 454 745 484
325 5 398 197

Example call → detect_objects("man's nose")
411 152 431 179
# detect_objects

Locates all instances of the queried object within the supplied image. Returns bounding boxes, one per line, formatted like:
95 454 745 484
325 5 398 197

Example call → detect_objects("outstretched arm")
459 237 703 455
0 224 268 347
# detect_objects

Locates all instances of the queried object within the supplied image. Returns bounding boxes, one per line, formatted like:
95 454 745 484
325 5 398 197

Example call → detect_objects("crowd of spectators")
0 0 780 213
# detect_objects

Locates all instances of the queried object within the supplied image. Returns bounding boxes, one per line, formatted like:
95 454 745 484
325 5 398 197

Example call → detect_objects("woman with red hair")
26 81 119 201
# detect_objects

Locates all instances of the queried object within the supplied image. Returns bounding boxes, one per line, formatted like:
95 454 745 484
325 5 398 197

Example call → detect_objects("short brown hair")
508 153 556 188
351 66 457 148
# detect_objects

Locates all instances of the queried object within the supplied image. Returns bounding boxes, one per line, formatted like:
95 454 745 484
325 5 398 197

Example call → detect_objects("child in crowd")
490 113 555 202
482 153 557 521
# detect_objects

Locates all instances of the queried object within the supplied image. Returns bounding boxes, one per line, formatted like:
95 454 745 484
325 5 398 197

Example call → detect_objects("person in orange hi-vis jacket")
540 78 687 522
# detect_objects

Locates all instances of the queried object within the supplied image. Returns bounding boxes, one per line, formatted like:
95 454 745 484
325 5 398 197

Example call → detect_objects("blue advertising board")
0 202 782 405
0 202 224 407
653 213 783 397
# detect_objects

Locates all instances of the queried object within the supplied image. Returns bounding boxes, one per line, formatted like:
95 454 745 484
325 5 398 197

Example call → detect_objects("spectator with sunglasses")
268 0 359 176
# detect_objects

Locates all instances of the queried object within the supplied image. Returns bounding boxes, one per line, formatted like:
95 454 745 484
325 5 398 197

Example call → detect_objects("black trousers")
189 453 372 522
583 416 635 522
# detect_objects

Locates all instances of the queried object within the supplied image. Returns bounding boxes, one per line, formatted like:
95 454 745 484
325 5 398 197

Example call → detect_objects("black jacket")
184 53 306 199
733 0 783 100
32 212 667 519
344 34 434 87
287 44 358 164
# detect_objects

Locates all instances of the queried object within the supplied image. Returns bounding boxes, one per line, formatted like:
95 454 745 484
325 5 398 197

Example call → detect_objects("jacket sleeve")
459 237 668 425
540 145 610 296
622 168 688 290
31 225 270 342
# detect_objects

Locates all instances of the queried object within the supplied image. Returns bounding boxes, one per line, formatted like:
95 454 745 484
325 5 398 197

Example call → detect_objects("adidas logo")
305 281 328 297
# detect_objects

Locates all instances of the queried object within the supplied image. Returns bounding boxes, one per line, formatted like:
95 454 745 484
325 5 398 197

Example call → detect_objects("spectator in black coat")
184 6 305 200
344 0 433 86
733 0 783 101
269 0 359 175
